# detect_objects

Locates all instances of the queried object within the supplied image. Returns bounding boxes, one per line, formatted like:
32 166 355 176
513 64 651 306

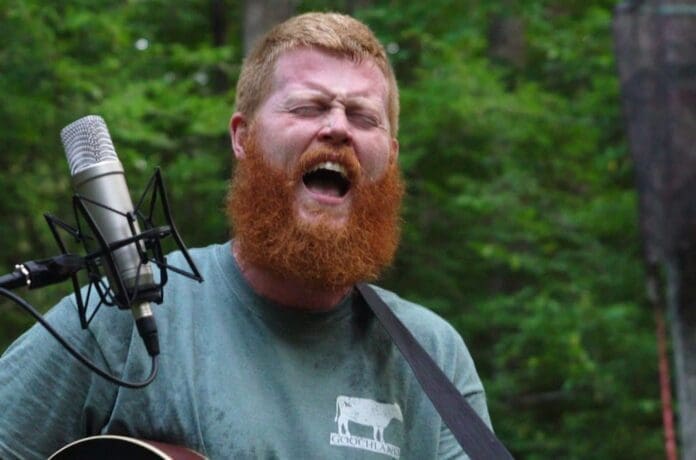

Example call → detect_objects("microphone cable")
0 286 158 389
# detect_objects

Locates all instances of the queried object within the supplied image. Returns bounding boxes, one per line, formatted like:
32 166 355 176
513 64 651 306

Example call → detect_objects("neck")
232 242 351 311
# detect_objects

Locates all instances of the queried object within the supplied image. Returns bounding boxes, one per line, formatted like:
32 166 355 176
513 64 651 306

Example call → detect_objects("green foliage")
0 0 662 458
350 0 660 457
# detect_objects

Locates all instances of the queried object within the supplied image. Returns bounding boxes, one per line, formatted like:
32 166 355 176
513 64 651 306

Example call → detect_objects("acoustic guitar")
49 435 207 460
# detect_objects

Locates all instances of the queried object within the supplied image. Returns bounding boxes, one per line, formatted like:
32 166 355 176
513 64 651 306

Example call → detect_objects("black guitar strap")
356 283 513 460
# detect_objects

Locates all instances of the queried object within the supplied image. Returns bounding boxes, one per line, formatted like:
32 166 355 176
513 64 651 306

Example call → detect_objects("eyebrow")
283 88 384 112
303 80 380 99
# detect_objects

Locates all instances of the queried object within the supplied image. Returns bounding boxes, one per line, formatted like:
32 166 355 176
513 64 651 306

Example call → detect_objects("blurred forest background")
0 0 666 458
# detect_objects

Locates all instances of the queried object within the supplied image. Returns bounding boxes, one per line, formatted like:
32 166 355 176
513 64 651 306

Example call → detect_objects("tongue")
307 179 342 197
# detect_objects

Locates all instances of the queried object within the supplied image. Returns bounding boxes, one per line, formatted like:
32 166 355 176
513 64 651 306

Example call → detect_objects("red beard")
227 130 404 289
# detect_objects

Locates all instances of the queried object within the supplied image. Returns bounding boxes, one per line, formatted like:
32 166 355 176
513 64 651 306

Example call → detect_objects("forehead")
270 47 389 104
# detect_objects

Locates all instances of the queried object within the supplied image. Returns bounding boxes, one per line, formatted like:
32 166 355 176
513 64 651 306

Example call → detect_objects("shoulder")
365 285 473 376
163 242 224 275
367 285 464 341
160 242 229 289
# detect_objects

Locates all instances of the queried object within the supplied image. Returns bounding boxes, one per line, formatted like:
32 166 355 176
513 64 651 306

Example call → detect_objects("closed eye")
347 111 380 129
289 105 326 117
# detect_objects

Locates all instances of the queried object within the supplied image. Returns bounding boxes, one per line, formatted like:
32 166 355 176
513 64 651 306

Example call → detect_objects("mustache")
293 145 362 185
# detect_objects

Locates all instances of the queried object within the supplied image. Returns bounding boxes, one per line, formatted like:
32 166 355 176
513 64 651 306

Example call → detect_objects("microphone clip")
45 168 203 329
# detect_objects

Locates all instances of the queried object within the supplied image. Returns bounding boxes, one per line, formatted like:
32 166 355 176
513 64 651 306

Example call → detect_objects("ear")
230 112 248 159
389 137 399 164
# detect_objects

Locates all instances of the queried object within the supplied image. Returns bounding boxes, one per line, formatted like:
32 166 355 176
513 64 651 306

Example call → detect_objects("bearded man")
0 12 491 460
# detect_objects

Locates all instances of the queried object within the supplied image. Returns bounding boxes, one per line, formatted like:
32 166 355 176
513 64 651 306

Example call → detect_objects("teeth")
309 161 347 178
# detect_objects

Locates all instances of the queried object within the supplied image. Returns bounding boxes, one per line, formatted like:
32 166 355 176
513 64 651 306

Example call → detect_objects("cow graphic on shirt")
334 396 403 442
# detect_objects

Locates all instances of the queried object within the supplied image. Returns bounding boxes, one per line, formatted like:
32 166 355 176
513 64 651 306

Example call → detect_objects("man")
0 12 490 459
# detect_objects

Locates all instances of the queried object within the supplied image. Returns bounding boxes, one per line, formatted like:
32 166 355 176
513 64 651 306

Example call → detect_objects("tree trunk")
488 15 526 68
667 250 696 460
613 2 696 459
346 0 374 14
243 0 297 55
210 0 228 47
209 0 229 92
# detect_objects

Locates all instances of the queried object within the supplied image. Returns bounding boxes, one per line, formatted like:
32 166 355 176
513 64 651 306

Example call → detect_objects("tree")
614 1 696 458
243 0 297 54
0 1 664 457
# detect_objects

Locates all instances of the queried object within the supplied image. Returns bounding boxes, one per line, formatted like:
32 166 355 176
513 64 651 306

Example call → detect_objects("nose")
318 107 351 145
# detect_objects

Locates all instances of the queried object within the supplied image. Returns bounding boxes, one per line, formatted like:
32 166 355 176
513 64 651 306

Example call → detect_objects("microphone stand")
0 254 84 290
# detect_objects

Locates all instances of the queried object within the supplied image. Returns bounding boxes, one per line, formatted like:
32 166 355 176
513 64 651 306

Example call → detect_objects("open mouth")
302 161 351 198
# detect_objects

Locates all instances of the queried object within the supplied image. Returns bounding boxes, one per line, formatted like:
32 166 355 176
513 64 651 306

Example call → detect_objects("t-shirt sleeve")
436 331 492 459
371 286 493 459
0 296 118 459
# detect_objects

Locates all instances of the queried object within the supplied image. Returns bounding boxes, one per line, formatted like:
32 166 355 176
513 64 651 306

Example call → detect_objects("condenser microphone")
60 115 159 356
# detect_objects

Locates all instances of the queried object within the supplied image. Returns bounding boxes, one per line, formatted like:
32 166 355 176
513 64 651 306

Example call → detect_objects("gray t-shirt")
0 242 490 459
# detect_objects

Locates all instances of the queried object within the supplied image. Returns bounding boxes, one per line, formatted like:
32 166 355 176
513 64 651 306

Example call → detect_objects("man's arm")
0 296 117 459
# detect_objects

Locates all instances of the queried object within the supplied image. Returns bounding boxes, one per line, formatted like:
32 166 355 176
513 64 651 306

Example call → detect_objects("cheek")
358 137 393 181
259 123 318 169
257 132 298 170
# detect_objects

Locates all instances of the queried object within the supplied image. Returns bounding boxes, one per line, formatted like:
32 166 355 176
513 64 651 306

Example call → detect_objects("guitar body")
49 435 207 460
